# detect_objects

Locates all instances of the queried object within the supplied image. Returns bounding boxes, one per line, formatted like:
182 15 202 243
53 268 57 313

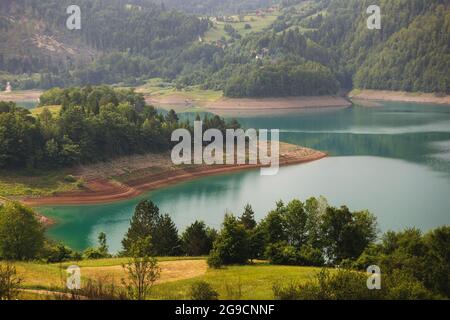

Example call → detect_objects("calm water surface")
39 101 450 252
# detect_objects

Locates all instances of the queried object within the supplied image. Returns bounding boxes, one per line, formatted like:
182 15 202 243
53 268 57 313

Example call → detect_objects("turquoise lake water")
39 101 450 252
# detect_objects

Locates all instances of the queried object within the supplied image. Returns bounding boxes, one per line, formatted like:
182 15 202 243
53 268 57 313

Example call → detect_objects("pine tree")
122 200 161 256
181 220 213 256
240 204 256 230
153 214 181 256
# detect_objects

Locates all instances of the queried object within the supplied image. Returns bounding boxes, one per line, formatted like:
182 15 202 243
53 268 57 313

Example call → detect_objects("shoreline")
349 89 450 105
22 146 327 207
145 94 352 115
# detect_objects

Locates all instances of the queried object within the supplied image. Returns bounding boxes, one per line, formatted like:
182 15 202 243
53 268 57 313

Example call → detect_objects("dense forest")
0 0 448 95
308 0 450 93
0 87 238 169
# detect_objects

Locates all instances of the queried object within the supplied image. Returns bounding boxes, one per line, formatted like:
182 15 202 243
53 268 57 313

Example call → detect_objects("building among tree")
4 82 12 92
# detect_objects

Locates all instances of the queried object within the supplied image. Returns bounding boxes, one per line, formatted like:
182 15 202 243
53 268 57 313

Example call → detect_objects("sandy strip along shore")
349 89 450 105
145 94 352 115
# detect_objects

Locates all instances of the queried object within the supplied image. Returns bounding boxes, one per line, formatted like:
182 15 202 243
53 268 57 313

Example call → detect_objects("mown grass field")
9 257 323 300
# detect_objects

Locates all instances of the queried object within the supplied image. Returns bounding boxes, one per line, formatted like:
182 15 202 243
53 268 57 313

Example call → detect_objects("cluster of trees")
224 60 338 97
121 200 217 257
0 87 178 168
116 197 377 269
208 197 377 267
273 225 450 300
0 86 239 169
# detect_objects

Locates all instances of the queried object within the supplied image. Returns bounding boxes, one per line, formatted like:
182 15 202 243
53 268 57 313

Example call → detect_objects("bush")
265 242 299 265
190 281 219 300
273 268 438 300
81 276 127 300
207 250 223 268
265 242 324 266
64 175 77 183
43 242 81 263
76 178 85 189
0 263 21 300
298 245 325 266
83 247 109 260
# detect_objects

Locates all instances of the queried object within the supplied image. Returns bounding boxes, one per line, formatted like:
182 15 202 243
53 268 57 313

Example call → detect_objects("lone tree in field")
0 202 44 260
122 237 160 300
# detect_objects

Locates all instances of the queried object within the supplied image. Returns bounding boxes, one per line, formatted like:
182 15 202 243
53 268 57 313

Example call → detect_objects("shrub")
76 178 85 189
190 281 219 300
83 247 108 260
265 242 299 265
0 263 21 300
81 277 127 300
298 245 325 266
207 250 223 268
43 242 80 263
273 268 438 300
64 175 77 183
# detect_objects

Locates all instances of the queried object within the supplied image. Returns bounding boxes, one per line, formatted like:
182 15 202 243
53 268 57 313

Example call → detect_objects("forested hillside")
308 0 450 92
0 0 448 95
0 0 208 87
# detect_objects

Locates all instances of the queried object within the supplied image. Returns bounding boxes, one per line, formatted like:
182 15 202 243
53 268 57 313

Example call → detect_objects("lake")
39 101 450 252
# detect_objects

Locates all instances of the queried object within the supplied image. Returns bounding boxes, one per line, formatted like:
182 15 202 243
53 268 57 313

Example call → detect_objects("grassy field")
30 105 61 117
0 168 80 198
137 79 222 101
152 263 321 300
203 13 280 43
135 78 223 112
8 257 323 300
